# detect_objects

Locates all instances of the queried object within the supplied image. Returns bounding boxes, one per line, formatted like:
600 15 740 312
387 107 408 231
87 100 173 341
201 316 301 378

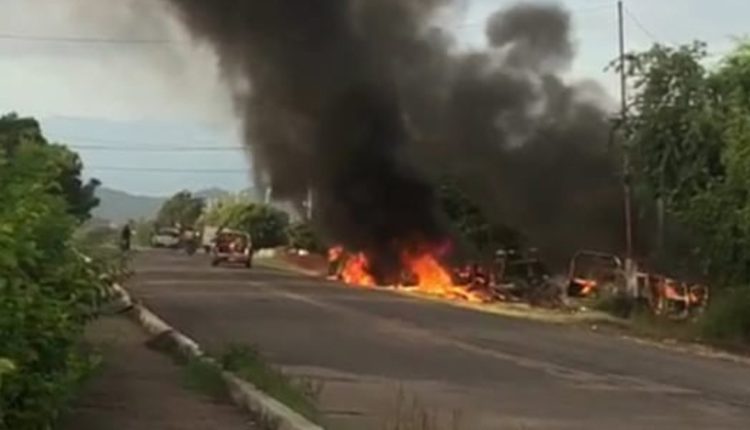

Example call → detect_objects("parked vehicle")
151 227 181 248
211 230 253 268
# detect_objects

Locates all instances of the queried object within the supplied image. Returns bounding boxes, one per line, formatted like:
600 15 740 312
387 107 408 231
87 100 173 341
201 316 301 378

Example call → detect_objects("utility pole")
305 187 314 221
264 184 273 205
618 0 637 295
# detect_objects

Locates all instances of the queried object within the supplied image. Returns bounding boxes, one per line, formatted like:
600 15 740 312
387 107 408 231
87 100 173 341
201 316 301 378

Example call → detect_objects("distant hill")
194 187 233 202
93 186 298 224
92 188 165 224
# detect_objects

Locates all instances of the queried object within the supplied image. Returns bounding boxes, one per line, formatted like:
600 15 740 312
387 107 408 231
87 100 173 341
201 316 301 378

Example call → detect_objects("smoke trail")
163 0 622 269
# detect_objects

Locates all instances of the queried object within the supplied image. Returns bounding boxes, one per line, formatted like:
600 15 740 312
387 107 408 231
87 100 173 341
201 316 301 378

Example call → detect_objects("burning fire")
330 245 488 303
339 252 376 287
404 252 487 303
574 278 598 296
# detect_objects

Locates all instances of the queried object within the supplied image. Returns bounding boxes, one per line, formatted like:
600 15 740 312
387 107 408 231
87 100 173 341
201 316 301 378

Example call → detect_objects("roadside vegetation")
597 39 750 346
220 344 322 423
202 199 290 249
0 114 117 429
178 343 322 425
183 356 230 401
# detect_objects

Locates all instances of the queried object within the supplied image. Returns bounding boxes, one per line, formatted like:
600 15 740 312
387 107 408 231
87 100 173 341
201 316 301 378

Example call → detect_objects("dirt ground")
58 314 257 430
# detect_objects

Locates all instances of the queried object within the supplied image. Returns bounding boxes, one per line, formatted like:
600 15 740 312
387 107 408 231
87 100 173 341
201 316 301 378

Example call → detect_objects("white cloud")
0 0 233 125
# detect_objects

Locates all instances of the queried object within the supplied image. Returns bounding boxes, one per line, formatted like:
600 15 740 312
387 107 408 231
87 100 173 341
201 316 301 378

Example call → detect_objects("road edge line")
110 283 326 430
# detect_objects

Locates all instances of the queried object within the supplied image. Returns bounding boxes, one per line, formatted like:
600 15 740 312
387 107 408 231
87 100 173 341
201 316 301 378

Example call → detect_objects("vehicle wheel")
246 259 253 269
211 259 220 267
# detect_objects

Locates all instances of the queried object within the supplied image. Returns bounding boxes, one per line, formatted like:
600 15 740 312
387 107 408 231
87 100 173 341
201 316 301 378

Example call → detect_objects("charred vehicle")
488 249 561 305
567 251 623 298
636 273 709 319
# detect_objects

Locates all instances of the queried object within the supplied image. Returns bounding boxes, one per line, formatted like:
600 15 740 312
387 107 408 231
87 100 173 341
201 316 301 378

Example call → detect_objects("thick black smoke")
164 0 623 270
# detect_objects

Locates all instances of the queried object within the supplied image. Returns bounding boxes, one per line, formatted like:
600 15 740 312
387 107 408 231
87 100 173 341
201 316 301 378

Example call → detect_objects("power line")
69 144 244 152
623 6 732 59
87 166 250 174
47 134 245 152
623 6 671 46
0 33 182 45
50 134 231 147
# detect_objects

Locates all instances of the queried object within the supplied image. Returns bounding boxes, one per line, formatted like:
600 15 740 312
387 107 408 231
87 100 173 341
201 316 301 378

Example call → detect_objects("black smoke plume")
163 0 623 270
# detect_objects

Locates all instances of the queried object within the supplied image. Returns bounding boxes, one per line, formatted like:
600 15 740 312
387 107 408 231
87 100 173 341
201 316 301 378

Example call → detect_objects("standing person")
120 222 132 252
327 246 345 279
183 227 197 255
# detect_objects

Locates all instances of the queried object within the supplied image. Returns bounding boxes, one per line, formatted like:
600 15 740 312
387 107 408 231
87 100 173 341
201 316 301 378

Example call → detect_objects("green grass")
592 292 637 319
182 357 229 401
590 285 750 353
219 344 322 423
698 288 750 346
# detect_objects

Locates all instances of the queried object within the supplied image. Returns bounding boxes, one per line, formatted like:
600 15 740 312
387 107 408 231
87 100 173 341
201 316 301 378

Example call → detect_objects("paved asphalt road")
129 250 750 430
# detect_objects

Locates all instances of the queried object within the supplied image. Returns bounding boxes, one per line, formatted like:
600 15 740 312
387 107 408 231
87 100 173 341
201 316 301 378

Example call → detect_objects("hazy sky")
1 0 747 196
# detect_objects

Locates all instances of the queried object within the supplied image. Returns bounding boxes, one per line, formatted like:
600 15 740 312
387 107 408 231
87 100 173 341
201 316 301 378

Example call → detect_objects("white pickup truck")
151 227 181 248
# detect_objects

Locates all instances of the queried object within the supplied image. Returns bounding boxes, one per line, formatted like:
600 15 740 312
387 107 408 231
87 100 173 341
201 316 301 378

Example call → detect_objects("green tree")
621 42 723 206
231 204 290 249
0 115 106 429
438 179 521 255
156 191 205 228
622 40 750 284
0 114 100 221
202 196 249 227
287 221 324 253
203 199 290 249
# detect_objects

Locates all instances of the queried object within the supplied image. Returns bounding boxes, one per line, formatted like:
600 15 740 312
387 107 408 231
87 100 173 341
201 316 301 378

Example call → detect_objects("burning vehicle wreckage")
326 245 563 308
566 250 710 319
326 246 710 318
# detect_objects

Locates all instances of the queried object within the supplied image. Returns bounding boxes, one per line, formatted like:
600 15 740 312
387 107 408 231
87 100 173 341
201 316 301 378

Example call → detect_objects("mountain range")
91 186 301 225
92 187 242 224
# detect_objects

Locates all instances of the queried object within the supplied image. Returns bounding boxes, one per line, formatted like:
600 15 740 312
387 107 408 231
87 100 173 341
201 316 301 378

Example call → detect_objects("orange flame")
574 278 598 296
404 252 487 303
340 253 376 287
330 245 490 303
405 253 452 291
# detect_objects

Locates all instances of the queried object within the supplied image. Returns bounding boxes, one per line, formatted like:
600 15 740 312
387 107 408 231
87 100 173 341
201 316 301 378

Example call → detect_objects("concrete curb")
110 283 325 430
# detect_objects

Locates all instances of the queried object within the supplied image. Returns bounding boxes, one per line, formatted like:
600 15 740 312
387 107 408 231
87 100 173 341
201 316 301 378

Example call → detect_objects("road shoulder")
58 314 256 430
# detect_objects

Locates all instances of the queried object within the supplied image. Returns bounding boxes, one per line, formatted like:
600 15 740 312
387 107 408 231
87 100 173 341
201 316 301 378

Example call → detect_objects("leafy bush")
156 191 204 228
699 288 750 344
287 221 324 253
204 200 290 249
235 204 290 249
0 114 107 429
